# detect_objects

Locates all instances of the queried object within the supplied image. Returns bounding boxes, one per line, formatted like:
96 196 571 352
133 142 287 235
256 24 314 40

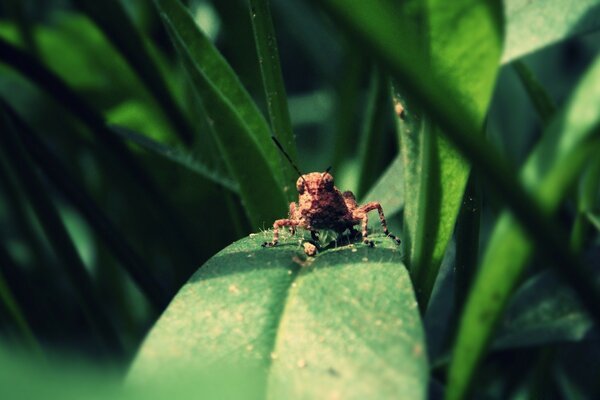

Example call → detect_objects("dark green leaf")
160 14 287 228
154 0 290 188
249 0 298 192
78 0 194 144
361 155 404 219
494 271 596 349
448 53 600 400
129 234 427 399
112 125 238 193
0 107 123 356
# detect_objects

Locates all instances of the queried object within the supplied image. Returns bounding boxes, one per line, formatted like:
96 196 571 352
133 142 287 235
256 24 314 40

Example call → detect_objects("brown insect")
262 137 401 248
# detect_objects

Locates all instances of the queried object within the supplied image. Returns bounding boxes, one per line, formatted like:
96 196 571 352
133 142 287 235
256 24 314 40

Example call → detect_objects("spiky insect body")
262 171 400 248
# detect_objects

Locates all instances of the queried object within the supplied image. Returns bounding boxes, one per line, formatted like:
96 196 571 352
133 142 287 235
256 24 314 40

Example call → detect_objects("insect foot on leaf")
262 137 401 250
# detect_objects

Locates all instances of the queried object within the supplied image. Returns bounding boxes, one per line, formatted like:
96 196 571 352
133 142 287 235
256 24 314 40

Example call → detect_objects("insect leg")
288 202 298 235
358 202 401 245
262 219 298 247
310 230 319 241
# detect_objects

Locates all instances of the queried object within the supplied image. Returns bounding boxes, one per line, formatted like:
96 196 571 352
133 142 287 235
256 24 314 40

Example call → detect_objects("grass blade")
0 243 42 355
453 173 481 321
78 0 194 144
5 106 169 312
249 0 298 191
356 66 392 199
0 107 123 356
161 14 288 228
111 125 238 193
513 61 557 126
154 0 292 189
0 37 199 261
448 55 600 400
571 157 600 251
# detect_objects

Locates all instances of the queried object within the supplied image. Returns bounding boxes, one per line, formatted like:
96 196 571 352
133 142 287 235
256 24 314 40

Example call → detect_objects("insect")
262 137 401 248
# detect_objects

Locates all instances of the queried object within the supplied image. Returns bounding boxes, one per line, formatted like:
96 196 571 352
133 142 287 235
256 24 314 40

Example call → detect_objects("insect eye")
323 176 334 191
296 180 305 194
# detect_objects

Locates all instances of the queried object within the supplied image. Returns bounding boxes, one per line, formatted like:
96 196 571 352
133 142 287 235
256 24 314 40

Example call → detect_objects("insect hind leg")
356 202 401 245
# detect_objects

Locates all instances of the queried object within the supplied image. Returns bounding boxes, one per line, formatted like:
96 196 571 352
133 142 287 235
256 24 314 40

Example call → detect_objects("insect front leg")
262 218 299 247
288 202 298 234
355 202 401 246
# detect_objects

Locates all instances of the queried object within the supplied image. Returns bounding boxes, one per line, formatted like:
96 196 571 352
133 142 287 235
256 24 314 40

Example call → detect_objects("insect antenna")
323 166 332 176
271 136 307 185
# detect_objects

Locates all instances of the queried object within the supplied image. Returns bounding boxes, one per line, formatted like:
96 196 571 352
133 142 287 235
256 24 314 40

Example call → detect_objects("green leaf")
159 9 287 228
390 0 503 310
361 155 404 219
154 0 291 189
448 53 600 400
249 0 298 192
78 0 194 144
587 212 600 231
493 271 596 349
502 0 600 64
513 61 557 126
128 234 427 399
356 67 392 199
111 125 238 193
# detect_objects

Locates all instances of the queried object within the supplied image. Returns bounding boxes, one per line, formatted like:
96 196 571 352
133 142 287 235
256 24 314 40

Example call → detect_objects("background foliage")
0 0 599 399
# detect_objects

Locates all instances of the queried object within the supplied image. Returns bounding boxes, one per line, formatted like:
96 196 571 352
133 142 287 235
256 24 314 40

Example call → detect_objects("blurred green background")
0 0 599 399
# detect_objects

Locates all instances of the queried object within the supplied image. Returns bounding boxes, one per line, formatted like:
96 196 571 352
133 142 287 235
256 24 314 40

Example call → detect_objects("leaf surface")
502 0 600 64
129 234 427 399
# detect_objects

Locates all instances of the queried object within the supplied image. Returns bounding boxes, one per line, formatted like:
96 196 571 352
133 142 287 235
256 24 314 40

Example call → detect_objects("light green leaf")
361 155 404 219
395 0 503 309
502 0 600 64
448 53 600 400
157 0 288 227
129 234 427 399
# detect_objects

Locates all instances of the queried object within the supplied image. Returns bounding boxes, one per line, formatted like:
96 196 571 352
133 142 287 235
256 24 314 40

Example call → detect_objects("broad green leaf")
154 0 292 189
158 2 288 227
448 53 600 400
361 155 404 219
395 0 503 309
493 271 596 349
502 0 600 64
129 234 427 399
